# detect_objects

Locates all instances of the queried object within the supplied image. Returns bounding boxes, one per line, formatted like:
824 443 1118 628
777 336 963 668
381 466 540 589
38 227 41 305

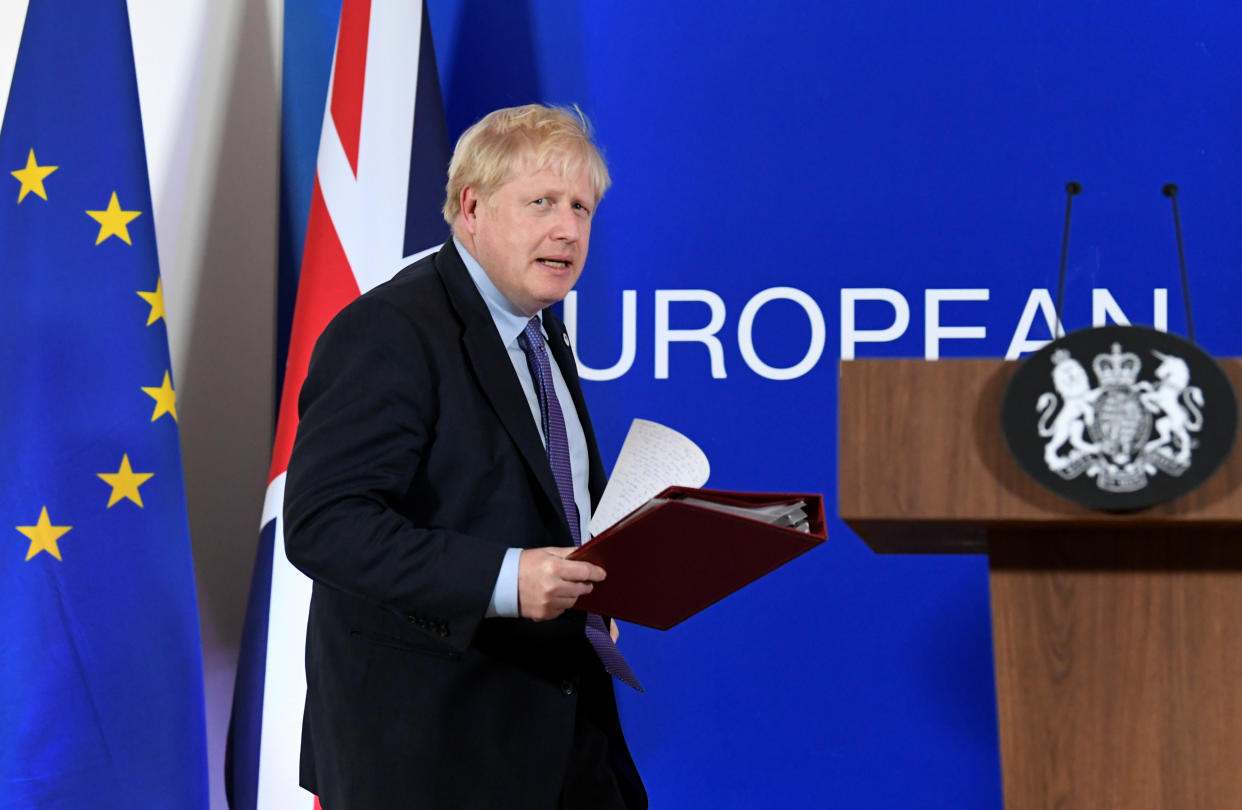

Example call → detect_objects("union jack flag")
225 3 448 807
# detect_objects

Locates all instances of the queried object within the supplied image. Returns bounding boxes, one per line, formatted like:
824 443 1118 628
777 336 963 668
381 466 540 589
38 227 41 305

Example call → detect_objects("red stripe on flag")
329 0 373 177
270 177 362 481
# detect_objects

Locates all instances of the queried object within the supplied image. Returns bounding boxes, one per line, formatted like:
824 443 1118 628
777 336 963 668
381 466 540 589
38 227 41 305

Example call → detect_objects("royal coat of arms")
1037 342 1204 492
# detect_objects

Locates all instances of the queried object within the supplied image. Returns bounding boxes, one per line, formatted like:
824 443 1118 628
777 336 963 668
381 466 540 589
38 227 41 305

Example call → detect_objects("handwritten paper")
589 419 710 536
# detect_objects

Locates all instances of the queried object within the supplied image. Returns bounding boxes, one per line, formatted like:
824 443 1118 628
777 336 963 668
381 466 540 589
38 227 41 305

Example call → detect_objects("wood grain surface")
838 359 1242 552
990 531 1242 810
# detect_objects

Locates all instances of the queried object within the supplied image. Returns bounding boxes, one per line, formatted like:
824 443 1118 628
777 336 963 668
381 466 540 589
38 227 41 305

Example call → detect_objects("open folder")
569 486 827 630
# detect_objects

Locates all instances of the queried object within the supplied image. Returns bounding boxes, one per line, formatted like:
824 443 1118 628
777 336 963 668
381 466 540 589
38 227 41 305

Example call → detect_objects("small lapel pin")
562 331 571 347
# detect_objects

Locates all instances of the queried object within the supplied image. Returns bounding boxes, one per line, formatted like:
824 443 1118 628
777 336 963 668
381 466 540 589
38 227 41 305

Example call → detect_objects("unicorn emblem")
1138 351 1204 466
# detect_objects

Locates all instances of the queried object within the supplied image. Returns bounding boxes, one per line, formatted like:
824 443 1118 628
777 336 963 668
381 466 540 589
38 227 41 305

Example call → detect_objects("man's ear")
460 186 481 235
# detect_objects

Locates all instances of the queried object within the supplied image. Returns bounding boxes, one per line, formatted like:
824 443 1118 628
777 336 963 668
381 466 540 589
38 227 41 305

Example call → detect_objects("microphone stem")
1055 182 1080 336
1166 187 1196 344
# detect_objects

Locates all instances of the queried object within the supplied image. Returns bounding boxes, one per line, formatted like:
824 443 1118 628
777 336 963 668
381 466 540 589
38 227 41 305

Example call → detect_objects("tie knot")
519 317 545 353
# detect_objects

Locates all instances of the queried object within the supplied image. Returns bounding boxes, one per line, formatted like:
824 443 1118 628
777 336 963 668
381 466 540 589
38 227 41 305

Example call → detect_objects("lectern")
839 359 1242 810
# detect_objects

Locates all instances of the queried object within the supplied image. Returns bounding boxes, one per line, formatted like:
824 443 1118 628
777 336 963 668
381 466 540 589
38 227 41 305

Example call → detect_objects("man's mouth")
538 258 571 269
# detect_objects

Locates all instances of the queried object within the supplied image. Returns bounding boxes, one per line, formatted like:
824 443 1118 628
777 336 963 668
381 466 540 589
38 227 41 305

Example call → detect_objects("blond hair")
443 104 611 225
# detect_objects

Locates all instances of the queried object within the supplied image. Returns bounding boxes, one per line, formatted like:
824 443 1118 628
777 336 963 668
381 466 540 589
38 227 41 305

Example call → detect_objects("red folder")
568 487 827 630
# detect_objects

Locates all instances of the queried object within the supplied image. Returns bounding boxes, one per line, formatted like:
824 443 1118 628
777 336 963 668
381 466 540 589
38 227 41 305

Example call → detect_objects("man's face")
461 158 596 317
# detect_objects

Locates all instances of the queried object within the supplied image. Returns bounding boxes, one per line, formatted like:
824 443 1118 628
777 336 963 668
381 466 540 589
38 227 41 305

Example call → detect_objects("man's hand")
518 547 606 621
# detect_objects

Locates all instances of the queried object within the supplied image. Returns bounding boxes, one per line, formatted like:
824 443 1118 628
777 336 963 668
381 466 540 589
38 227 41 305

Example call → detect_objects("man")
284 104 647 809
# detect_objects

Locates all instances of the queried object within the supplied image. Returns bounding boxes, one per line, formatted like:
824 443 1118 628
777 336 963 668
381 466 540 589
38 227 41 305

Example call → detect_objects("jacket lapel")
434 241 571 542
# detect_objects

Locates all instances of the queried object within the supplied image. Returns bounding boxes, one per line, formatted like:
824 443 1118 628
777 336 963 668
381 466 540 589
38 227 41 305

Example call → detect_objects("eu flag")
0 2 210 808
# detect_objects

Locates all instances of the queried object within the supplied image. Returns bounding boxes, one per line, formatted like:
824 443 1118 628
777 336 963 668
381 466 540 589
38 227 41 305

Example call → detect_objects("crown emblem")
1092 342 1141 387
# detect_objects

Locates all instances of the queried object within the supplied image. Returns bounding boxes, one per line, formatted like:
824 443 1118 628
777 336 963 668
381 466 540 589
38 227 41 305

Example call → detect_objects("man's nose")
551 208 584 242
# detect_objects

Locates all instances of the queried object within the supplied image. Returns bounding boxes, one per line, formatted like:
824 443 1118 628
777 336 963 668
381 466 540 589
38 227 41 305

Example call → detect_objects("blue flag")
0 3 210 808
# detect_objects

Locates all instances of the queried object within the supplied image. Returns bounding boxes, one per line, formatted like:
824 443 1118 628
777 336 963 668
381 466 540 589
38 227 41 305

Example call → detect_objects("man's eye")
532 197 547 206
573 202 590 215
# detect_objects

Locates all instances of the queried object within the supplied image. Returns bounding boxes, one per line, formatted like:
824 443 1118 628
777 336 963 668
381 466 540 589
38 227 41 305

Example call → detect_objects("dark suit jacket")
283 240 646 810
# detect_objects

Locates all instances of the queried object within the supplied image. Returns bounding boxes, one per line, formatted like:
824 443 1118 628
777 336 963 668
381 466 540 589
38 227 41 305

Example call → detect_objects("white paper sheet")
588 419 710 536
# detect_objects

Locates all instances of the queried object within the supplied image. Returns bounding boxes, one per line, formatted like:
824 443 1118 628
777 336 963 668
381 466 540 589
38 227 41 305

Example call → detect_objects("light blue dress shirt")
454 237 593 618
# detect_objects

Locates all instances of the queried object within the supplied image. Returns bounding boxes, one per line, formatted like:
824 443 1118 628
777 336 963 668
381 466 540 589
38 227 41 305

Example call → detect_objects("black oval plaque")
1000 325 1238 512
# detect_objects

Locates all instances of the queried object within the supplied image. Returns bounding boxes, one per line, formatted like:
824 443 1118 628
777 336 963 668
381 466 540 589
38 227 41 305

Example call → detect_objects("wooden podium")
839 359 1242 810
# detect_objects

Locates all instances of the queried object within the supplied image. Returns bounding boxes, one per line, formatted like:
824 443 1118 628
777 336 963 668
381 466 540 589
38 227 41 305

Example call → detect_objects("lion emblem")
1037 351 1101 472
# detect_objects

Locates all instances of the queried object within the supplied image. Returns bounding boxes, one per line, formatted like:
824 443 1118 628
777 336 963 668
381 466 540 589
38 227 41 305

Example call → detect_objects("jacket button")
560 680 576 696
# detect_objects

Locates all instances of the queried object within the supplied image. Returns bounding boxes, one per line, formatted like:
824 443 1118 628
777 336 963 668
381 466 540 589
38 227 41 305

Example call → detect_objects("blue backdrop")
282 1 1242 806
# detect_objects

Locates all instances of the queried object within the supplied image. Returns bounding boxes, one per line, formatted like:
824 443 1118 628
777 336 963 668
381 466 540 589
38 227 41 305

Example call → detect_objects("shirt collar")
454 235 540 346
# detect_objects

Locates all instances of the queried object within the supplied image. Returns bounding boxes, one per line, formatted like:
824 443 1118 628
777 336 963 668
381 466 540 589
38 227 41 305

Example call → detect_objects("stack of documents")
608 495 812 535
673 496 811 533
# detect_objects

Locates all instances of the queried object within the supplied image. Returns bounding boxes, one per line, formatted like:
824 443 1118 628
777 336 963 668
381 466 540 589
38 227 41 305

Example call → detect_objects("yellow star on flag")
137 279 165 325
142 370 178 422
98 454 155 508
86 191 141 245
16 506 72 561
11 149 58 203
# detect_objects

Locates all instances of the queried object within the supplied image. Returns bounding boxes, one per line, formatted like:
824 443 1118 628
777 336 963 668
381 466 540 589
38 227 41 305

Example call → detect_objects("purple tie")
517 317 642 692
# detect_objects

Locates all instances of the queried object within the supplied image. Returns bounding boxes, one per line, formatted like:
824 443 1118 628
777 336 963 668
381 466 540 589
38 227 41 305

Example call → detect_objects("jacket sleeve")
283 296 506 653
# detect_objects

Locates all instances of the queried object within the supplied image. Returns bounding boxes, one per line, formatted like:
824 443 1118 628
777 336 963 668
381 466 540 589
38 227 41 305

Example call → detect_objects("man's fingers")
530 547 605 582
555 558 605 583
541 547 606 580
518 547 605 621
548 579 594 599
